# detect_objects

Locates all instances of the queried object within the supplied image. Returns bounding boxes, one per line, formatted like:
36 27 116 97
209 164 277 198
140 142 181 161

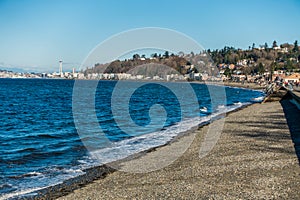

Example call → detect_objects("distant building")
280 43 292 53
284 73 300 83
236 59 248 66
273 46 281 50
229 64 235 70
231 74 246 81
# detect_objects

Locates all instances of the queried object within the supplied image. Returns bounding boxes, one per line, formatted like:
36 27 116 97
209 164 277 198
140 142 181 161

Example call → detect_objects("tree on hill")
257 62 265 75
133 54 140 60
293 40 299 52
264 42 270 52
84 40 300 77
269 61 278 81
264 42 268 49
151 53 158 58
224 68 232 77
164 51 169 58
272 40 278 48
285 60 296 72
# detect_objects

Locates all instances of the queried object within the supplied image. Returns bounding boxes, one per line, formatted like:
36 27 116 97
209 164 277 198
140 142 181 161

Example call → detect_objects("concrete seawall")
280 90 300 163
288 90 300 110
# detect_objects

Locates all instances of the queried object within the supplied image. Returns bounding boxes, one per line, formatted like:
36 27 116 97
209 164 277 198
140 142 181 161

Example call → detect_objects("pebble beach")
55 98 300 199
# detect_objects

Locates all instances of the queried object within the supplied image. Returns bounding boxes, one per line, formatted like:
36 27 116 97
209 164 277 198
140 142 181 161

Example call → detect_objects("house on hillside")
273 70 285 75
229 64 235 70
273 46 281 50
236 59 248 66
280 43 292 53
284 73 300 83
272 70 286 82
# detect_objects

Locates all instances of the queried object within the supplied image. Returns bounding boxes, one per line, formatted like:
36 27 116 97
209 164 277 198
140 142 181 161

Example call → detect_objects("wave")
9 133 64 140
89 101 249 165
8 172 43 179
0 186 48 200
0 183 12 190
3 147 37 155
223 84 264 92
30 133 63 139
0 167 85 200
234 102 243 106
251 96 265 102
1 99 255 199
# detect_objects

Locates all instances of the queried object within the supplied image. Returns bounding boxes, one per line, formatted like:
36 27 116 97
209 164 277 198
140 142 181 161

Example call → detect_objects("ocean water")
0 79 265 199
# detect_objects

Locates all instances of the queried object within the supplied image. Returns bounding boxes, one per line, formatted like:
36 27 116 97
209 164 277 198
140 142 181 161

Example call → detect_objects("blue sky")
0 0 299 72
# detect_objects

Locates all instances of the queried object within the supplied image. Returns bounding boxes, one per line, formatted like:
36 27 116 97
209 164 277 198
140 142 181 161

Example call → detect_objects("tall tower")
59 60 63 77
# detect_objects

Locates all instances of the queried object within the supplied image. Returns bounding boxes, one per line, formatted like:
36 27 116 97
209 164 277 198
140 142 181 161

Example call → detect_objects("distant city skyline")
0 0 300 72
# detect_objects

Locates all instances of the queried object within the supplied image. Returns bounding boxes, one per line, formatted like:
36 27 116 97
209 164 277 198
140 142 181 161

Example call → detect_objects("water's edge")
0 80 265 200
13 103 257 200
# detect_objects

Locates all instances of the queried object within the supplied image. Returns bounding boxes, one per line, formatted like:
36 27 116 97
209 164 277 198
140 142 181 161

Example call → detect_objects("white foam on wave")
0 186 48 200
90 116 202 164
0 167 84 200
3 101 251 199
90 101 250 165
0 183 12 188
24 171 43 177
234 102 243 106
251 96 265 102
216 105 225 111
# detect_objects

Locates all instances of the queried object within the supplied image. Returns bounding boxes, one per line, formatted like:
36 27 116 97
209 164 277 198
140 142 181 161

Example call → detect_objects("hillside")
84 41 300 77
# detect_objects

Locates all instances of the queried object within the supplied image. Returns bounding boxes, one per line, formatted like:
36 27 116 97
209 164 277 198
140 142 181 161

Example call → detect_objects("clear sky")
0 0 299 72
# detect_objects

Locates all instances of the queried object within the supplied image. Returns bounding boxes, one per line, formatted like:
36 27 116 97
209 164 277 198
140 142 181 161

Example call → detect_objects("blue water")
0 79 264 198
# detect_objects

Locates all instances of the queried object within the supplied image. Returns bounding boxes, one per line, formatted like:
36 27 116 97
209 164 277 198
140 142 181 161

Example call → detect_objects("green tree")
269 62 277 81
264 42 268 49
164 51 169 58
285 60 295 72
224 68 231 77
151 53 158 58
258 63 265 74
133 54 140 60
272 40 278 48
293 40 299 52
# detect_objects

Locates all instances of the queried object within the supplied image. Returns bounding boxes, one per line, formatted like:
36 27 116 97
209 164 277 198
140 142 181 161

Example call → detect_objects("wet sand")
57 100 300 199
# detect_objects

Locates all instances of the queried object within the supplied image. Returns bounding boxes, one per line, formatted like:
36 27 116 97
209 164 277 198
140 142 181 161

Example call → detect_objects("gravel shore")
220 81 266 90
57 100 300 199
